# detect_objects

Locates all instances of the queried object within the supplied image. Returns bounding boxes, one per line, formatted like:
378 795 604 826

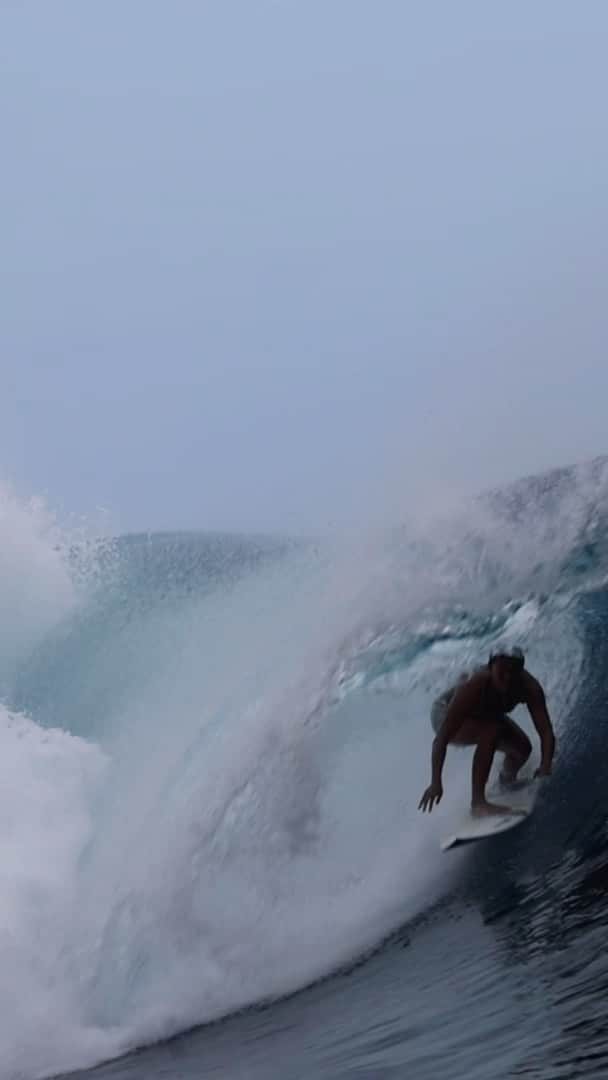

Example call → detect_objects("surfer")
418 647 555 817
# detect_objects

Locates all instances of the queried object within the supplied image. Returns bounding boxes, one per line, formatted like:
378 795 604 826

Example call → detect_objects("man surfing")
419 647 555 817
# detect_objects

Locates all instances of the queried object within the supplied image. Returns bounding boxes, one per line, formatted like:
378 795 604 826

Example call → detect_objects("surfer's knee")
513 730 532 764
501 724 532 765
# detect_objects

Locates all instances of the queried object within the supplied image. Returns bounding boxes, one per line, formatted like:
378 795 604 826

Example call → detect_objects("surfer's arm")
419 676 485 812
430 677 484 784
525 676 555 775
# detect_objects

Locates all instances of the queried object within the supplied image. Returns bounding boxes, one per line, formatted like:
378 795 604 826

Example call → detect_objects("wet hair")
488 645 525 671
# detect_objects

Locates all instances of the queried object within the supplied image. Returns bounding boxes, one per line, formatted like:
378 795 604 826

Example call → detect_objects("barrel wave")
2 458 608 1080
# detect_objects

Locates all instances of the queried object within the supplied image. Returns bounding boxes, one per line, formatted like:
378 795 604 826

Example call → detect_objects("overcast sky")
2 1 608 534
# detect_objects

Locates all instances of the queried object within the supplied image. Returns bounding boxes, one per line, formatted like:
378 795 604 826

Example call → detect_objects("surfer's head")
488 646 525 692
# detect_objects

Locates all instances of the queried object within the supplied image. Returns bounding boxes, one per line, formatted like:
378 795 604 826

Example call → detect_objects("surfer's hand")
418 782 443 813
534 766 551 779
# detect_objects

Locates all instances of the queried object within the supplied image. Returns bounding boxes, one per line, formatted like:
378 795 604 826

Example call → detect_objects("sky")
2 1 608 535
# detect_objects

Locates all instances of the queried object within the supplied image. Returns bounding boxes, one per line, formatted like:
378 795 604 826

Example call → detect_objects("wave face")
2 457 608 1079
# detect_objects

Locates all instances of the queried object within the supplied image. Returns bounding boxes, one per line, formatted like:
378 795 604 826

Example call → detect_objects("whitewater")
2 458 608 1080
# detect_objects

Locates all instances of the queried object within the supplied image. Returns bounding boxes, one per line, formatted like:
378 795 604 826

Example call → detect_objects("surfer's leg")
471 719 503 808
496 717 532 783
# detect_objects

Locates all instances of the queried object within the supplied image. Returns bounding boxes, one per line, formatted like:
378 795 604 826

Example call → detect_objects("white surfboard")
440 778 539 852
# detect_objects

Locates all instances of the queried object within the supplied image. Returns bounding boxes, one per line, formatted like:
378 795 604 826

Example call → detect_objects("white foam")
0 706 119 1079
0 487 76 682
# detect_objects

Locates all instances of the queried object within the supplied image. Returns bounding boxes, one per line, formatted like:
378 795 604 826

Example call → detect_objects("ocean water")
2 459 608 1080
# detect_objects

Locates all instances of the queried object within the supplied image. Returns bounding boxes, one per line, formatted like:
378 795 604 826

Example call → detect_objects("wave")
1 458 607 1079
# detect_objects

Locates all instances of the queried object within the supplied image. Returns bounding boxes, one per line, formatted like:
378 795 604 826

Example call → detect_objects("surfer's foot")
471 799 518 817
498 769 521 789
498 768 516 786
497 771 530 793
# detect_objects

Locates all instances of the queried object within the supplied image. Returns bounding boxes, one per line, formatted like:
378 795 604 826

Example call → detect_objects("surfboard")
440 778 539 852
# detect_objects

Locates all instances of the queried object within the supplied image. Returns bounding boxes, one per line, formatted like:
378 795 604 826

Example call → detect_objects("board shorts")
430 685 513 749
430 675 470 733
